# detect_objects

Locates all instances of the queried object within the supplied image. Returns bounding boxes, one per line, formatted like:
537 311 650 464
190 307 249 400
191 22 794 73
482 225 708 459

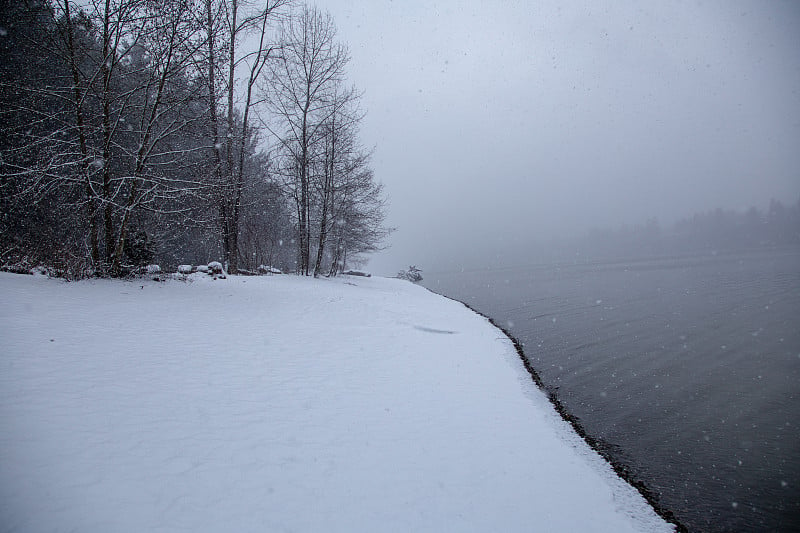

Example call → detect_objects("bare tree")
201 0 289 273
311 83 360 277
42 0 208 274
107 0 209 273
326 152 392 275
0 0 85 272
1 0 389 276
60 0 100 263
266 5 348 275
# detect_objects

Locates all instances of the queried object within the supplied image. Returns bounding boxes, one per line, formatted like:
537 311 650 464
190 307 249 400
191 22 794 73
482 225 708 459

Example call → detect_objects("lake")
425 248 800 532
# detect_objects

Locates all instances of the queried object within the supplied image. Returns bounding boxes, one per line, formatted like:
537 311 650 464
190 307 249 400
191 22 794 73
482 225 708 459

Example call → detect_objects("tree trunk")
205 0 230 270
101 0 114 266
223 0 238 273
313 194 329 277
314 120 336 277
63 0 99 265
299 121 309 275
110 180 137 275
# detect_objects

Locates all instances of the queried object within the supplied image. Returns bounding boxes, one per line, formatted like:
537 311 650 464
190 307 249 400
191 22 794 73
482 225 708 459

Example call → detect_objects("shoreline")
427 287 688 532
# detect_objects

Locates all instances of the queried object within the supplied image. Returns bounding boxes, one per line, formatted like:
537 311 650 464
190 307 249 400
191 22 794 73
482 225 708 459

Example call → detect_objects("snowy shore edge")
1 272 676 532
426 287 687 532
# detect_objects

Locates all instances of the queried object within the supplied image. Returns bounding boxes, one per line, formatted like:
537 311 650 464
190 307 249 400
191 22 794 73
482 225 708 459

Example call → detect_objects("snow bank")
0 272 673 532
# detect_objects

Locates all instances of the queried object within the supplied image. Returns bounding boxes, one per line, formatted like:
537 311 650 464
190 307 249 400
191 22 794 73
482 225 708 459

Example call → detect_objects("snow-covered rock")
258 265 282 275
205 261 226 279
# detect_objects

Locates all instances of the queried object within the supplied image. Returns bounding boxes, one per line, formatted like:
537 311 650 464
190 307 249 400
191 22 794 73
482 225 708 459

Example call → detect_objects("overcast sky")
314 0 800 274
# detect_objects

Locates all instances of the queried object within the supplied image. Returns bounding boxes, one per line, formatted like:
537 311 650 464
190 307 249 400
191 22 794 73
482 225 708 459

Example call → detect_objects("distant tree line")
580 198 800 259
672 199 800 250
0 0 391 278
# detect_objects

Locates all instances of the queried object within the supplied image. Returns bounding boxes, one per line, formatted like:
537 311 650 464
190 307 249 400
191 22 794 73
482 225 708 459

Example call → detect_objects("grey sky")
315 1 800 273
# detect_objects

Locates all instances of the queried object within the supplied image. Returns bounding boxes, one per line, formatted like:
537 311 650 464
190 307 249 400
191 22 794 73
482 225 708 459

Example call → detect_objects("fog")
319 0 800 274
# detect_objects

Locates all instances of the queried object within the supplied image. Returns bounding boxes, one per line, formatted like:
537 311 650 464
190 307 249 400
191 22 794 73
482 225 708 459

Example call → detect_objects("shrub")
123 230 156 267
397 265 423 283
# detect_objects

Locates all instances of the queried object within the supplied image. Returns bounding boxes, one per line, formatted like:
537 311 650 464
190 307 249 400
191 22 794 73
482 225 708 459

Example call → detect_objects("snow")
0 272 674 532
258 264 283 274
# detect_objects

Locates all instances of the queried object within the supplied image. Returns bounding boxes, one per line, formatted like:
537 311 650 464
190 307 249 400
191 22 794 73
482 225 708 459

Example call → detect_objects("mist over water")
342 1 800 277
425 247 800 532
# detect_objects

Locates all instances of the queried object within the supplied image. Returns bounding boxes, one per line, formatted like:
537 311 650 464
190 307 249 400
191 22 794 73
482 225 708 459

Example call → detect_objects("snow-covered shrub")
0 256 35 276
177 265 193 275
1 248 93 280
397 265 423 283
146 264 161 274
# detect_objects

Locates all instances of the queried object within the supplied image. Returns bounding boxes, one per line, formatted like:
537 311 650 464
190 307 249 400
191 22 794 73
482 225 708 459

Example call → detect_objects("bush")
123 230 156 267
397 265 423 283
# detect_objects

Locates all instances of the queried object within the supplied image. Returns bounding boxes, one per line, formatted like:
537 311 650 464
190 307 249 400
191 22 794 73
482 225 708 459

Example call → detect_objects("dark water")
425 248 800 532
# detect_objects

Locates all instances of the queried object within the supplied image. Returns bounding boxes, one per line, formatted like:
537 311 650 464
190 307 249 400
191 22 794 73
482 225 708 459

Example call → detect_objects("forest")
0 0 391 278
574 198 800 261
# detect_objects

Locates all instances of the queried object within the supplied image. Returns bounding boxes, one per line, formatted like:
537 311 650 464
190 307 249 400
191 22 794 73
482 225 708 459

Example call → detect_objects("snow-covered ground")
0 272 673 532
